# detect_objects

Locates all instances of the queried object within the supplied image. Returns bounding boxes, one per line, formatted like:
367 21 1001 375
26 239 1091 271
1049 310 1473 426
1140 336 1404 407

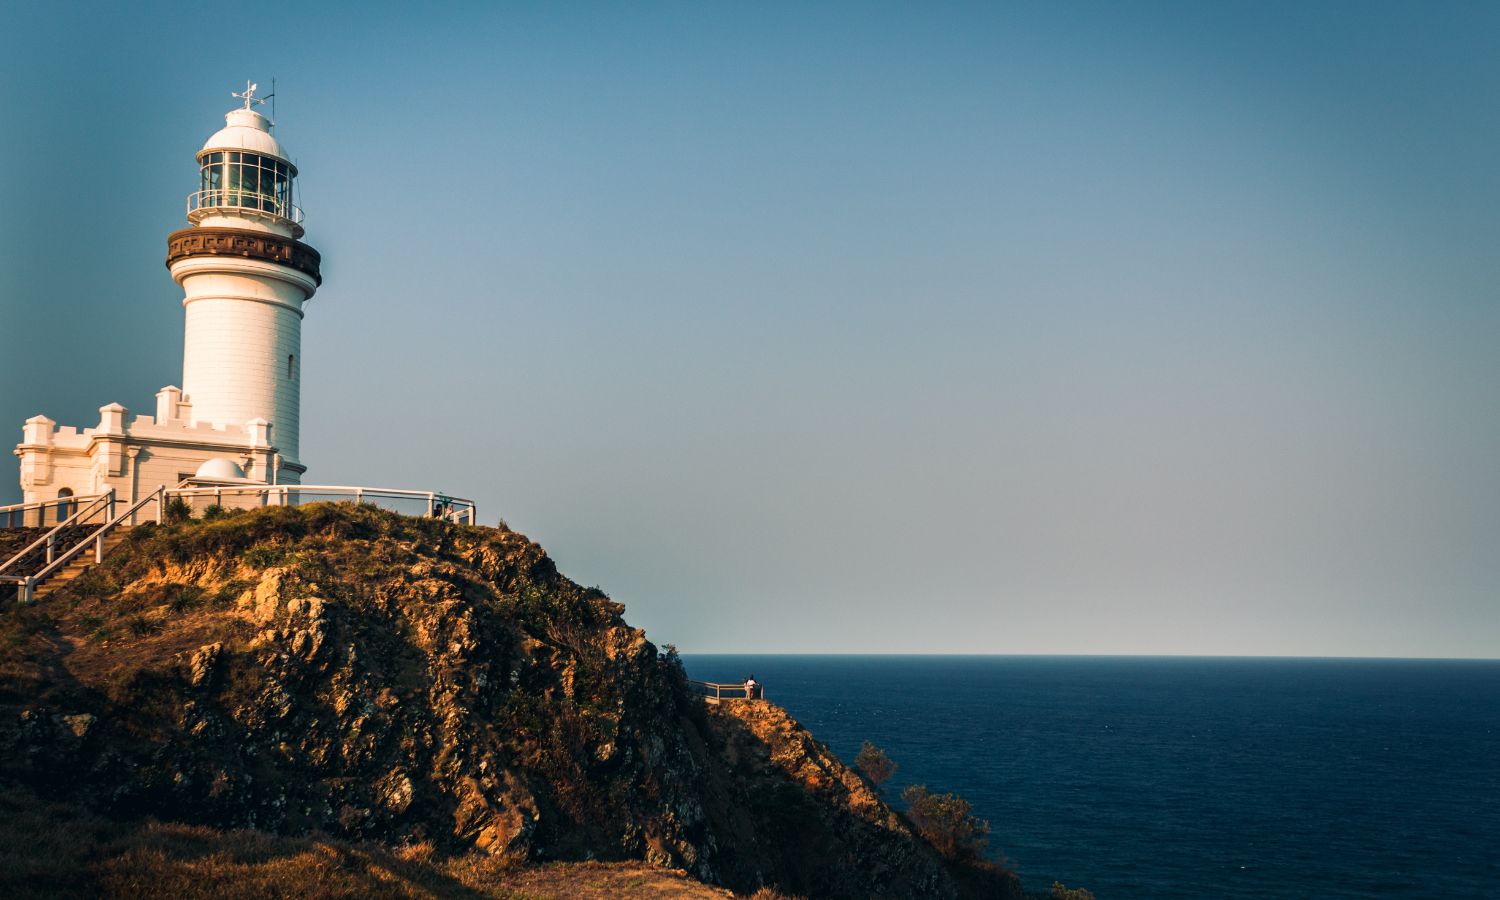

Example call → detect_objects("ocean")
682 655 1500 899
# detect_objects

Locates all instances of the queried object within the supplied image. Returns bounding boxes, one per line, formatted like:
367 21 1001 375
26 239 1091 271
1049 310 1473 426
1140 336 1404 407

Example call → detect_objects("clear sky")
2 1 1497 657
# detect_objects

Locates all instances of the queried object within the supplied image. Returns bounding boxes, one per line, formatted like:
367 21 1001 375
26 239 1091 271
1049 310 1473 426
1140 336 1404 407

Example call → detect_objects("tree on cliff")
855 741 897 790
900 785 991 862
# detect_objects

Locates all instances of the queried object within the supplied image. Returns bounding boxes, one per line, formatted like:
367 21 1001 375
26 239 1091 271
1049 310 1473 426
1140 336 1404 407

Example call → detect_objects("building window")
288 354 295 379
55 488 74 523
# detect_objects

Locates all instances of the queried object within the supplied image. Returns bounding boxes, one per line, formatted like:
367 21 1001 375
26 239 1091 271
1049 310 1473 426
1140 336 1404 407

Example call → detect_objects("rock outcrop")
0 504 1016 898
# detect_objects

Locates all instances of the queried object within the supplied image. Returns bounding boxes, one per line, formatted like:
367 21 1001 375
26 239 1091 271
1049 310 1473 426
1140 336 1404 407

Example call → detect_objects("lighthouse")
14 84 324 503
166 83 322 483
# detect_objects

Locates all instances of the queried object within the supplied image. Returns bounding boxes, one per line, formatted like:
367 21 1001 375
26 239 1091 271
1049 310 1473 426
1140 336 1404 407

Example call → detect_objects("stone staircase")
29 528 133 600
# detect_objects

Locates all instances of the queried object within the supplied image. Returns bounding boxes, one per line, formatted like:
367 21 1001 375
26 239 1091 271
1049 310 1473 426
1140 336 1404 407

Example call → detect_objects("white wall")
177 261 312 464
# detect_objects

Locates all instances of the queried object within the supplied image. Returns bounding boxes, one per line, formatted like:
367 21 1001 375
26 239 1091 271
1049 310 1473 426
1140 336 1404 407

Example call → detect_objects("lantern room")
186 98 304 237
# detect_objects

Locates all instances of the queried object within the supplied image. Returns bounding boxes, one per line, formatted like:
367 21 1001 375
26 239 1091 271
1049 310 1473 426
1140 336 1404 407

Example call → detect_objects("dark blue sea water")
683 655 1500 899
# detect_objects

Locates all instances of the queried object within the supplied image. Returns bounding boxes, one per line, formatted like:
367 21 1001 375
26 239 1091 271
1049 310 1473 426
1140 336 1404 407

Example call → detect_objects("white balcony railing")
187 189 304 225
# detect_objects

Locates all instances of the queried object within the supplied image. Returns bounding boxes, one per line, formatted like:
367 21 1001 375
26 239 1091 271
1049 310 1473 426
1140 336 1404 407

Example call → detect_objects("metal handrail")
187 188 304 225
167 484 478 525
3 482 482 604
0 489 115 577
0 493 111 529
689 679 764 702
15 487 165 603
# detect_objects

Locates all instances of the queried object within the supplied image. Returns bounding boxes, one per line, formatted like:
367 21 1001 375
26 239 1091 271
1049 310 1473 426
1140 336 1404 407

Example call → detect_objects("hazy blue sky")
2 2 1497 656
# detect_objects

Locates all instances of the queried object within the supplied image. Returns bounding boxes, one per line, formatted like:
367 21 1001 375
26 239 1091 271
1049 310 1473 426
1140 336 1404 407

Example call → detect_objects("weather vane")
232 80 267 110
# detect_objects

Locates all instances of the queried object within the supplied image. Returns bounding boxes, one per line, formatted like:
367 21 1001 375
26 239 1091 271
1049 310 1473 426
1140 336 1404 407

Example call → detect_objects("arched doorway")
55 488 74 524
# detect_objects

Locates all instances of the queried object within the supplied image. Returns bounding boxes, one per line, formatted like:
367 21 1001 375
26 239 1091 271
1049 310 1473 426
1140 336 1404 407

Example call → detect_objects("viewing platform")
690 680 765 704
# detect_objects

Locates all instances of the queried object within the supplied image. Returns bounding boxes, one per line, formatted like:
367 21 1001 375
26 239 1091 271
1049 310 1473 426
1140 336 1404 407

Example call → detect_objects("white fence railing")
0 490 117 579
2 483 479 604
0 493 113 529
166 484 477 525
1 487 154 605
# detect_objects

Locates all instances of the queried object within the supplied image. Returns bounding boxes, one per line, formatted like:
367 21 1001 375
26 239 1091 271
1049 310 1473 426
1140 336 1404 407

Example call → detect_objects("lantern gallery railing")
187 188 304 225
167 484 478 525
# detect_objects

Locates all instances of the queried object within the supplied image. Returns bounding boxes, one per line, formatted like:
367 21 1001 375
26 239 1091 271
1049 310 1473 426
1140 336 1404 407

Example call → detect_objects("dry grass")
0 788 754 899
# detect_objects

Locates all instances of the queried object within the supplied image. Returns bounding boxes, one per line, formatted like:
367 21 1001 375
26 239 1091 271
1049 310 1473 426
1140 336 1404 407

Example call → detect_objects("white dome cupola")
187 83 303 238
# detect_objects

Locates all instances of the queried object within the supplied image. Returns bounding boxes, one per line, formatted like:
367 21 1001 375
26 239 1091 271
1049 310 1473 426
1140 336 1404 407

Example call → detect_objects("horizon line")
678 650 1500 661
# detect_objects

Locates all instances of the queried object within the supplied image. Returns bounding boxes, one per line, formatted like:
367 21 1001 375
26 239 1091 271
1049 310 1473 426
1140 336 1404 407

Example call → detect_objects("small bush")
1051 882 1096 900
67 571 115 602
167 585 208 613
212 579 252 606
855 741 897 789
201 504 227 522
123 614 160 637
901 784 991 862
242 545 285 569
163 498 191 524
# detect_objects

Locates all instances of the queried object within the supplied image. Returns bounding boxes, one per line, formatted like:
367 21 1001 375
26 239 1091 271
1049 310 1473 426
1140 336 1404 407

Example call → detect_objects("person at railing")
744 675 760 700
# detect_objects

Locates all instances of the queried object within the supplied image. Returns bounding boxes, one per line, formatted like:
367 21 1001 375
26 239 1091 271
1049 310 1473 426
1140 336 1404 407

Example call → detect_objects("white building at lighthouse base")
14 384 297 512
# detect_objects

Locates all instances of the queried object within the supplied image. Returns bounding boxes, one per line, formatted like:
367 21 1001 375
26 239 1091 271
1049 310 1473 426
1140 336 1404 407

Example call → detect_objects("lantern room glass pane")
194 150 295 218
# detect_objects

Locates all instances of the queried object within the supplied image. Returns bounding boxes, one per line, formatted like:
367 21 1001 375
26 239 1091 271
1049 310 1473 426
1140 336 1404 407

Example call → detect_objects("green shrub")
123 614 159 637
167 585 208 613
1051 882 1096 900
212 579 252 606
202 504 227 522
901 784 990 862
242 545 285 569
163 498 191 524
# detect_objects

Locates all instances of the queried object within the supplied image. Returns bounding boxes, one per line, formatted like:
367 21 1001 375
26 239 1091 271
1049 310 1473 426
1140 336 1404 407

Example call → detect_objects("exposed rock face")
0 505 1012 898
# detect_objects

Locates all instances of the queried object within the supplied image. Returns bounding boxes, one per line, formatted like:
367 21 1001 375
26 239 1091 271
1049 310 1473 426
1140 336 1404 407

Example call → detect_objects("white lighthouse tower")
166 82 321 483
9 83 478 546
14 84 324 505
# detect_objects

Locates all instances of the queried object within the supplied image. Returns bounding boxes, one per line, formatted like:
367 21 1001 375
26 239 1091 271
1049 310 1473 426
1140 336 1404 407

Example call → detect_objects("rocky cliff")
0 503 1018 898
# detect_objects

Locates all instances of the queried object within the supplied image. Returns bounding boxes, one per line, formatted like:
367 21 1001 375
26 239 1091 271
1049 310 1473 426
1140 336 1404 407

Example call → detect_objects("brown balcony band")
166 227 322 286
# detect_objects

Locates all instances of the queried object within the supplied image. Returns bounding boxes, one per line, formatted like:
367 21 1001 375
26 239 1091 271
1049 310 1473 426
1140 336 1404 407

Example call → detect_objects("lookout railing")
689 680 765 703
